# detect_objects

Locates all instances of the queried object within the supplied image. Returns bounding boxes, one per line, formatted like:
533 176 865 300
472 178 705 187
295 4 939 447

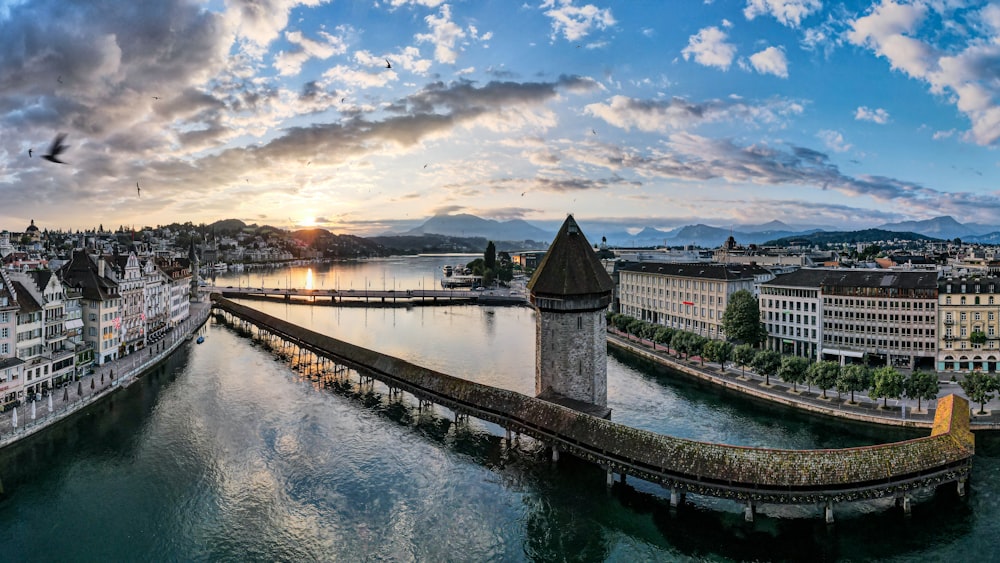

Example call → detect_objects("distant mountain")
965 232 1000 244
401 214 552 242
765 229 938 246
289 228 393 258
876 216 989 240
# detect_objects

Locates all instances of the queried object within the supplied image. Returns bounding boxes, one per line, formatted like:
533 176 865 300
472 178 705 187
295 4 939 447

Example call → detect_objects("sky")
2 0 1000 236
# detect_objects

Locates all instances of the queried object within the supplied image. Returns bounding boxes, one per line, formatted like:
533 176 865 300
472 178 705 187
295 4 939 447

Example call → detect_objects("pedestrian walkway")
0 302 211 449
608 330 1000 431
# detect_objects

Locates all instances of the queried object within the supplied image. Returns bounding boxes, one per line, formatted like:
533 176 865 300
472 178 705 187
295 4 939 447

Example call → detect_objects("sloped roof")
763 268 938 290
27 269 53 292
12 281 41 313
58 250 118 301
620 262 770 280
528 215 613 297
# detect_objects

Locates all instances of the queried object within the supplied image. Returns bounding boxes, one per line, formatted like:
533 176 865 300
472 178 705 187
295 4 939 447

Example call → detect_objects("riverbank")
607 330 1000 431
0 302 212 450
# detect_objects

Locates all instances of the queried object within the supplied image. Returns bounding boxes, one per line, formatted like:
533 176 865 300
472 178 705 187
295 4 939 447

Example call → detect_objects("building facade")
761 269 938 369
937 275 1000 372
618 263 773 340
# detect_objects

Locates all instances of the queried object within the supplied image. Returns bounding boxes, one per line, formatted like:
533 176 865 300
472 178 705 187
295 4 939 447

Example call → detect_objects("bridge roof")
528 215 614 297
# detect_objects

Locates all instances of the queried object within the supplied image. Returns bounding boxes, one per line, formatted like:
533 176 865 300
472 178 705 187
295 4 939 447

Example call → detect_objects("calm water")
0 260 996 561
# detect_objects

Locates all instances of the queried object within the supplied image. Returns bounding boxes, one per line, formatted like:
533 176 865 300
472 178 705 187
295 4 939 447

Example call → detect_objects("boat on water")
212 262 228 271
196 335 205 344
442 265 453 277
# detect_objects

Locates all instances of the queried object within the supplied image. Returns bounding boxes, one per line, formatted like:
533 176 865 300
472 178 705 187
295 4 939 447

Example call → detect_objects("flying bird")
57 75 63 84
591 129 597 135
27 148 32 158
152 96 160 100
41 133 68 164
137 182 141 198
385 59 392 69
423 164 427 168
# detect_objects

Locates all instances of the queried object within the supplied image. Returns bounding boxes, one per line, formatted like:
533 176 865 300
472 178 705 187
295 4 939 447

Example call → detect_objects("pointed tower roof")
528 215 614 298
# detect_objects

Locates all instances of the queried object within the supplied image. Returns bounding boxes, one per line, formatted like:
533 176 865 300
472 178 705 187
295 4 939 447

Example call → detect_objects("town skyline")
3 1 1000 236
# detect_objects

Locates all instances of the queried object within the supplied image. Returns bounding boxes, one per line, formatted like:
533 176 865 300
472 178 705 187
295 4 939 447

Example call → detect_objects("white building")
58 251 122 365
618 263 773 340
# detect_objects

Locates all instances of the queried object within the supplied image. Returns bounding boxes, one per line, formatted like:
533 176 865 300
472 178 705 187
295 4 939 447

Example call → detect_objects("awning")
65 319 84 330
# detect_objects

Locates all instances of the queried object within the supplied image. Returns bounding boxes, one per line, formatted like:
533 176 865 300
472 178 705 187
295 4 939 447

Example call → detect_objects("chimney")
98 256 105 278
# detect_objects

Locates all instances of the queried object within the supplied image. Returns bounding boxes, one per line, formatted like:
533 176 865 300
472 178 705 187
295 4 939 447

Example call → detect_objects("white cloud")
274 30 347 76
583 95 803 132
748 46 788 77
323 64 397 89
388 0 447 6
415 4 466 64
541 0 615 42
721 18 733 28
682 26 737 70
933 129 956 140
855 106 890 124
848 0 1000 145
817 129 851 152
743 0 822 28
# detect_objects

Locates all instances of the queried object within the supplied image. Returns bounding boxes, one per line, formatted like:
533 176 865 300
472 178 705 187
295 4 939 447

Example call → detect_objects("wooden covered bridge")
210 295 974 523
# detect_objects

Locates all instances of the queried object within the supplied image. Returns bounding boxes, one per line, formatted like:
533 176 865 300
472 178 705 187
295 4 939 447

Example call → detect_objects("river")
0 259 996 561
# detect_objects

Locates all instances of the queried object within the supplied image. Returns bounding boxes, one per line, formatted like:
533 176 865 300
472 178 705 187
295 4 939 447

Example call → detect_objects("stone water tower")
528 215 614 417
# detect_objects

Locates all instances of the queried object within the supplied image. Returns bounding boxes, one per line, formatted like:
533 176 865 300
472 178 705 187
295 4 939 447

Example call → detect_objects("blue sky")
1 0 999 235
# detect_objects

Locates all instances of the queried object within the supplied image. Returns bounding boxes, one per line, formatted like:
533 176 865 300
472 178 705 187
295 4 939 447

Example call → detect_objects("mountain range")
383 214 1000 248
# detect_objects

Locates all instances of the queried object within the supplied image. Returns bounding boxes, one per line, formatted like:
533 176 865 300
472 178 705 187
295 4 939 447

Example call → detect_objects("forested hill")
765 229 938 246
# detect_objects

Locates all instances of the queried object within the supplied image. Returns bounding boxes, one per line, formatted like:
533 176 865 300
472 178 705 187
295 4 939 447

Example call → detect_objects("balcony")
943 319 954 325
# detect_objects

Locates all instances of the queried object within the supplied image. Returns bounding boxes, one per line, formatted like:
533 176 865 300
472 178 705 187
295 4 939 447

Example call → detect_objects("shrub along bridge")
211 295 974 523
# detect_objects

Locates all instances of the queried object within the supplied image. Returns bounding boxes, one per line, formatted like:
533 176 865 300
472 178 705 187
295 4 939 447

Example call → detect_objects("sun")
299 217 316 227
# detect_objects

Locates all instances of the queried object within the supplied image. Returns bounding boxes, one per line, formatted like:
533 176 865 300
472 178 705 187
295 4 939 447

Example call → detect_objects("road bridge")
211 295 974 523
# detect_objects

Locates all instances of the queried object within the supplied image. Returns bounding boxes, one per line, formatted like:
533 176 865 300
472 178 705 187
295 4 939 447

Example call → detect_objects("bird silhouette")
137 182 141 197
423 164 428 168
152 96 160 100
57 75 63 84
42 133 68 164
591 129 597 135
27 148 32 158
521 192 526 197
385 59 392 69
341 97 346 103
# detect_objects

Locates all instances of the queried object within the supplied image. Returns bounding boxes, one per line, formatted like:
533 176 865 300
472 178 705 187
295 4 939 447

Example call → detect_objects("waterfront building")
0 270 23 409
58 251 122 365
937 275 1000 372
156 257 192 328
618 263 772 340
8 270 76 393
112 252 146 354
760 269 938 369
142 258 171 341
759 269 823 361
528 215 614 413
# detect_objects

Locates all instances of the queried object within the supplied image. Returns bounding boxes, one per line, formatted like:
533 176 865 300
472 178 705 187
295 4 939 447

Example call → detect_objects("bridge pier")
744 501 755 522
670 487 685 508
958 477 967 496
825 500 835 524
896 493 912 515
606 467 613 488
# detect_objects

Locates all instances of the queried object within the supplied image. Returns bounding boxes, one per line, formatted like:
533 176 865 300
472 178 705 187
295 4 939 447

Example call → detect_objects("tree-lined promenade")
607 309 1000 429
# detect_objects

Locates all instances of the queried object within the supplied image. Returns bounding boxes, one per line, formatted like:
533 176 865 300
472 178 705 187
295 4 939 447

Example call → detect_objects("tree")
870 366 905 408
670 331 690 359
837 364 869 404
777 356 810 392
626 318 645 340
484 241 496 270
904 369 940 412
691 335 709 366
807 361 840 399
705 340 734 370
751 350 781 386
721 290 765 345
970 331 987 346
959 371 998 415
653 327 675 349
733 344 757 378
614 314 631 333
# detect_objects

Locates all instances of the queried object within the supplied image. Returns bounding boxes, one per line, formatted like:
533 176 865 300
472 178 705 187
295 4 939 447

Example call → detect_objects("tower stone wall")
535 306 608 406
